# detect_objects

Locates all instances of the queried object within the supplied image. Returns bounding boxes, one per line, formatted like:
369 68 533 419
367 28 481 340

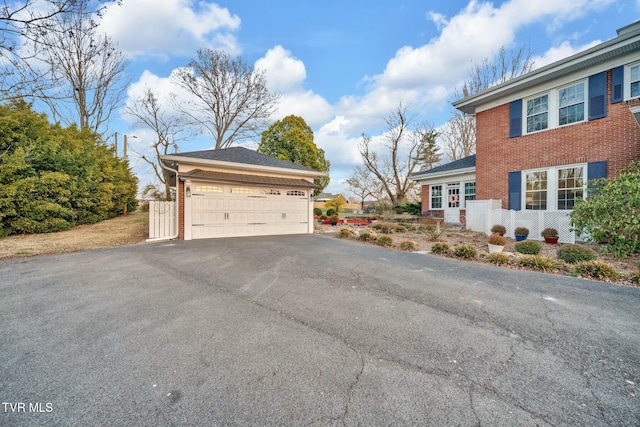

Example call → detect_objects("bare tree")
30 0 128 135
126 88 190 201
345 165 380 210
442 45 535 160
440 112 476 161
359 103 436 205
0 1 120 101
172 48 280 149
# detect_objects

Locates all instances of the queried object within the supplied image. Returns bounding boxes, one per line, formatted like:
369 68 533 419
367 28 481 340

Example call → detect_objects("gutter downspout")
146 161 180 242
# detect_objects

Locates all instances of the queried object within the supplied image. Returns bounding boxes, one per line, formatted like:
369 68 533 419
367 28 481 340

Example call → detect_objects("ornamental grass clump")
573 260 620 281
400 240 417 251
556 244 598 263
338 228 353 239
430 242 451 255
453 244 477 259
358 233 374 242
376 236 393 247
515 240 542 255
517 255 560 272
484 253 511 266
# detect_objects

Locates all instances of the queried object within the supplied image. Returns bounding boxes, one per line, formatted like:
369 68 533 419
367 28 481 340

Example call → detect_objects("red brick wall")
476 70 640 208
178 180 184 240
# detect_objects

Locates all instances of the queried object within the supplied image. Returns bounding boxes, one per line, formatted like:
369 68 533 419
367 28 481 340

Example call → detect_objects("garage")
190 182 310 239
160 147 324 240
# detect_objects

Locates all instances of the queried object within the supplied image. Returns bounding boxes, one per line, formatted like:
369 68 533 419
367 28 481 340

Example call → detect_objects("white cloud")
533 40 601 68
255 46 333 127
101 0 241 58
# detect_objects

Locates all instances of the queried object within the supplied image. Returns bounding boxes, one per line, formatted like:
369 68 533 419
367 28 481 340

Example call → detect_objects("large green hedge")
0 100 138 236
570 161 640 258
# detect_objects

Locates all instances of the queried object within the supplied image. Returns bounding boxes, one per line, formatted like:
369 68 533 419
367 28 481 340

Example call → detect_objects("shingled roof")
166 147 319 173
411 154 476 179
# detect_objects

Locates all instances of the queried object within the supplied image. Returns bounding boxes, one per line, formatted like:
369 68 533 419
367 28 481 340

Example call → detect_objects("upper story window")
558 82 585 126
526 94 548 133
630 64 640 98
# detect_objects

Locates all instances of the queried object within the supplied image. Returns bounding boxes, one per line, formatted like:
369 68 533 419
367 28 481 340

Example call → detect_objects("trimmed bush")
573 260 620 281
487 233 506 246
515 240 542 255
514 227 529 236
394 225 406 233
430 242 451 255
557 244 598 264
453 244 477 259
491 224 506 235
313 207 322 216
376 236 393 247
400 240 417 251
338 228 353 238
517 255 560 272
485 253 511 266
326 208 337 217
541 227 558 238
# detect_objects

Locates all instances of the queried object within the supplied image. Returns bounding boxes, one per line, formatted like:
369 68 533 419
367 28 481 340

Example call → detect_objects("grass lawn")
0 211 149 259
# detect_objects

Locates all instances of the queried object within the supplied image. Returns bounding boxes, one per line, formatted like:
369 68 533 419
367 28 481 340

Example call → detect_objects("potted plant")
491 224 506 236
541 227 559 244
487 233 507 253
514 227 529 241
329 214 340 226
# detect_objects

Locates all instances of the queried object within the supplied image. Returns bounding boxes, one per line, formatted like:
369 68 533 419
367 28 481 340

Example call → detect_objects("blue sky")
97 0 640 196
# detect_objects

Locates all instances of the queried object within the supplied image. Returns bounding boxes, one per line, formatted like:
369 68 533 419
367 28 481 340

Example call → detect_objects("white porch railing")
466 200 575 244
148 201 177 239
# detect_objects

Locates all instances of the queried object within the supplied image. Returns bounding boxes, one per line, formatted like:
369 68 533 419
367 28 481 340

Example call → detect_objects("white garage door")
191 183 310 239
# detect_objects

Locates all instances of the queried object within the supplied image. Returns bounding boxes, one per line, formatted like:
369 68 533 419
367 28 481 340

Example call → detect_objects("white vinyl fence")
466 200 575 243
148 201 177 239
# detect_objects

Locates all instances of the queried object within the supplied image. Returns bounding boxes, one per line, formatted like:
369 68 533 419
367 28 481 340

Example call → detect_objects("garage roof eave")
181 169 319 189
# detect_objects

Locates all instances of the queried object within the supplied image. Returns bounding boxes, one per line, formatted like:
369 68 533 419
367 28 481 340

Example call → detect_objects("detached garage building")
160 147 326 240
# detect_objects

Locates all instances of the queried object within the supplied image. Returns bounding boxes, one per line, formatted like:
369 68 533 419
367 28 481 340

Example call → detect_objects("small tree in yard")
325 197 345 214
570 161 640 258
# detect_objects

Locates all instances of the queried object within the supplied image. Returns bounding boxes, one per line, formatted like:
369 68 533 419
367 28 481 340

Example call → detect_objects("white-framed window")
629 63 640 99
430 185 442 209
558 82 585 126
286 190 305 196
526 94 549 133
523 164 586 211
525 171 548 210
447 184 460 208
464 182 476 204
195 185 222 193
231 187 253 194
523 79 589 134
264 189 281 195
557 167 584 210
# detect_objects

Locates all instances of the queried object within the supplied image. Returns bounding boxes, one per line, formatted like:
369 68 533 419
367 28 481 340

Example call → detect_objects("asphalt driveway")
1 234 639 426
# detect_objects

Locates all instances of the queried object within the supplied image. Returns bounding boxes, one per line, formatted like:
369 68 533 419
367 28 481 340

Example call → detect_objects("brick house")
413 20 640 221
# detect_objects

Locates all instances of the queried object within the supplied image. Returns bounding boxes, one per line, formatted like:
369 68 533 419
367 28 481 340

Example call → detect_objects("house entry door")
445 183 460 224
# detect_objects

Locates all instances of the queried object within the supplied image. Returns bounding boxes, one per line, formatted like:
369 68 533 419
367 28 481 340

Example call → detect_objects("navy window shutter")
509 99 522 138
508 171 521 211
587 161 607 195
588 72 606 120
587 161 607 181
611 66 623 104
